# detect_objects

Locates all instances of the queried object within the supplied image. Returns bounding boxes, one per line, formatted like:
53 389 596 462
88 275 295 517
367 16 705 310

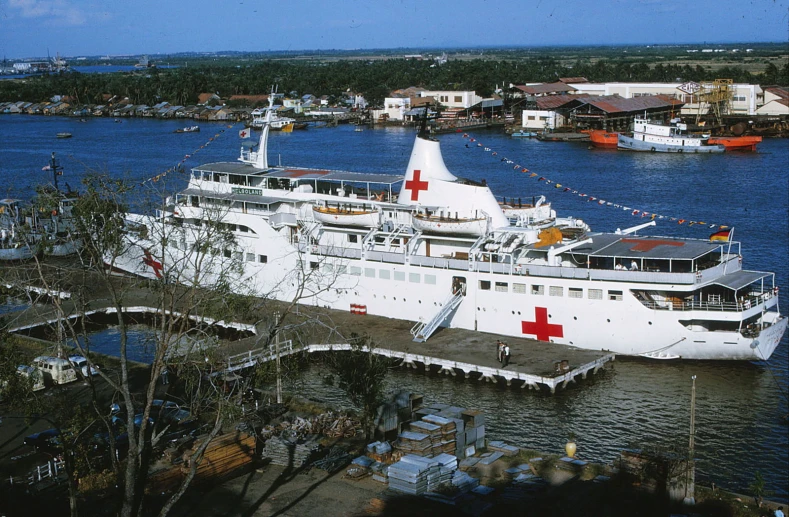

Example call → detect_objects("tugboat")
617 117 725 153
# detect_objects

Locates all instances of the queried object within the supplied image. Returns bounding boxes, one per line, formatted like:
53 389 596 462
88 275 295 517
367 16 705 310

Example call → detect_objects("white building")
419 90 482 110
521 110 563 130
382 96 411 121
755 87 789 116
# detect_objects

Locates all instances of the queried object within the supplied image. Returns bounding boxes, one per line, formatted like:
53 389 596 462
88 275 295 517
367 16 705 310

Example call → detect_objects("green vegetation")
1 44 786 107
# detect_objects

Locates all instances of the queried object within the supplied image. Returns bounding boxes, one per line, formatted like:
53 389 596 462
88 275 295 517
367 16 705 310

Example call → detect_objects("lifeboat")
312 204 379 227
411 213 487 236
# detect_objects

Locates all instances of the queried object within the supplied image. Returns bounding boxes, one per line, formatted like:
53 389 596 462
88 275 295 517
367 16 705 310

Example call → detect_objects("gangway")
410 290 464 343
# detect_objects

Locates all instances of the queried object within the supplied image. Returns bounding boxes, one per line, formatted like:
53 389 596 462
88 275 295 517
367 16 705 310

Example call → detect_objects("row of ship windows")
324 264 625 301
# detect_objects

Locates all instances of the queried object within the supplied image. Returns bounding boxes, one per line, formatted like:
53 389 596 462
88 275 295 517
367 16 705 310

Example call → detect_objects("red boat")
588 130 619 148
707 136 762 152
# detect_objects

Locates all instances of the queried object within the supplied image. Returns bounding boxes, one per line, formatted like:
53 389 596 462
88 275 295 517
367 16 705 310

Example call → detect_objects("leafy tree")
323 334 390 440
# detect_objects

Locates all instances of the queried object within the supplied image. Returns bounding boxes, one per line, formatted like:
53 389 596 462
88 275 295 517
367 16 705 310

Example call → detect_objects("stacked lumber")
147 430 255 493
395 431 432 457
261 434 320 467
187 431 256 485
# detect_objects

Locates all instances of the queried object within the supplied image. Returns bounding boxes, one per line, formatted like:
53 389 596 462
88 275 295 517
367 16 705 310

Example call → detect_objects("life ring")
677 148 683 153
650 147 656 152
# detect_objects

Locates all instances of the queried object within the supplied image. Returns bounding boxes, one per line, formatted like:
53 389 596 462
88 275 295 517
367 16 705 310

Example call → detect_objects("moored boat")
56 132 72 139
511 130 537 138
108 98 786 361
588 129 619 149
618 117 725 153
707 135 762 152
174 125 200 133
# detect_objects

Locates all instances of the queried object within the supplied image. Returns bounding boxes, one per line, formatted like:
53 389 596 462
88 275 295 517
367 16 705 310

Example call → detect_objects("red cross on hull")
143 249 164 279
404 169 429 201
521 307 564 342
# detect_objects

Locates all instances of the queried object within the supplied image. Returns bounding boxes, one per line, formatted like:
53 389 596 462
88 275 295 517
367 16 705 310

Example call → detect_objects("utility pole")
684 375 697 505
274 311 282 404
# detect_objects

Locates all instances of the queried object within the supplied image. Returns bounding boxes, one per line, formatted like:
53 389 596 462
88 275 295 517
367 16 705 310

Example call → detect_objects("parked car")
16 365 45 391
68 355 100 377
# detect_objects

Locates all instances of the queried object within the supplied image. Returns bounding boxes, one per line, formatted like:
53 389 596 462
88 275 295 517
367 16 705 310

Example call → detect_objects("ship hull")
115 228 785 361
618 134 725 153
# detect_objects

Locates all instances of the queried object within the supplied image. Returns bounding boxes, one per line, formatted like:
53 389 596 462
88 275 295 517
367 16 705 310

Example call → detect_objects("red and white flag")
239 129 251 138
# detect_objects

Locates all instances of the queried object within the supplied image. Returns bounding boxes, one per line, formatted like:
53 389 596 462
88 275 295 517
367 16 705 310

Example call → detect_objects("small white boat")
174 125 200 133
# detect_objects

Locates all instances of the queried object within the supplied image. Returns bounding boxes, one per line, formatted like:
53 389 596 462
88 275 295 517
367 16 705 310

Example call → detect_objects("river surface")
0 114 787 500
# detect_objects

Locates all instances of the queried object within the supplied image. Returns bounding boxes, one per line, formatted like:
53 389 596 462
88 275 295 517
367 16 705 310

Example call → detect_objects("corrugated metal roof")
515 82 577 95
564 94 683 114
535 94 589 110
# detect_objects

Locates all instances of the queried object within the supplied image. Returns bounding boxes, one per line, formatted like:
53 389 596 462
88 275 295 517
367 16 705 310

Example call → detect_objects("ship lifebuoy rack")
350 303 367 315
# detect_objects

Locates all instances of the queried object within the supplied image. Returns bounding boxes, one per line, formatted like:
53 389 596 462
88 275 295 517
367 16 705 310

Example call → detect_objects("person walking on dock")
496 340 504 363
503 344 511 367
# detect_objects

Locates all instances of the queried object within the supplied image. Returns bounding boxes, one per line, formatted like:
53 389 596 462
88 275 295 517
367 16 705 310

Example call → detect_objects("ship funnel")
397 133 509 228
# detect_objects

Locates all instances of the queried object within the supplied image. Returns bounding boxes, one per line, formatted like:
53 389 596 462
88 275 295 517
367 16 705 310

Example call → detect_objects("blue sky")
1 0 787 59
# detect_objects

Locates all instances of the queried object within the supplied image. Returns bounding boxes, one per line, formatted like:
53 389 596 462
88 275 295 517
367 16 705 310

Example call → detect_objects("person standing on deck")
503 344 511 367
496 340 503 363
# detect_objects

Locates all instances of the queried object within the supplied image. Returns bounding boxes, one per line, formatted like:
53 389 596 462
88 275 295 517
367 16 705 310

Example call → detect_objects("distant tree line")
1 57 786 108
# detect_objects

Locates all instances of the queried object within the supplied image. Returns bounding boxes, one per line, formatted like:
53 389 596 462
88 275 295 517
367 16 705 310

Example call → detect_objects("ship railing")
636 293 774 312
409 255 468 270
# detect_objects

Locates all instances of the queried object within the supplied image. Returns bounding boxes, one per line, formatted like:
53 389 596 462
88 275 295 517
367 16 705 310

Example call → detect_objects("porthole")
648 321 652 325
517 311 521 315
574 316 577 320
607 319 610 323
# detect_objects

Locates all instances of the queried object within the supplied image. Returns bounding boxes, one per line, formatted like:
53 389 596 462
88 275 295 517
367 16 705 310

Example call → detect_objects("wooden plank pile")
147 430 256 493
185 430 256 485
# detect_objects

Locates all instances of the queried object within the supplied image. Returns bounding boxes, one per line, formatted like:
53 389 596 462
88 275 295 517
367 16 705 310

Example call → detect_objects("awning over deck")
712 270 772 291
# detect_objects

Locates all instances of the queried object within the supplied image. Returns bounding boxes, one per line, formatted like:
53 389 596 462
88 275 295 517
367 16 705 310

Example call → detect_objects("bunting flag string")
458 132 730 232
141 125 236 186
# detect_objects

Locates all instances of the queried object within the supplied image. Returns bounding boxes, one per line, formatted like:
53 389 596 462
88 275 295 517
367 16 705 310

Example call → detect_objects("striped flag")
710 228 732 242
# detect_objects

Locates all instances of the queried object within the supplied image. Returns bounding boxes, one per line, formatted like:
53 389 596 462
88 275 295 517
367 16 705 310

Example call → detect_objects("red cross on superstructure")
521 307 564 342
404 169 429 201
143 249 164 279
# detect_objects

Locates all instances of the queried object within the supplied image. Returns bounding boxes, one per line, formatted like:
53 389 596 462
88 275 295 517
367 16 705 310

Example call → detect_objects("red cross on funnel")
521 307 564 342
405 169 429 201
143 249 164 279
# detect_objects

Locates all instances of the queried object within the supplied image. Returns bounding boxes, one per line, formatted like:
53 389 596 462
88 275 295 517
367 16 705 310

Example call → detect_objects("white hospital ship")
111 107 786 361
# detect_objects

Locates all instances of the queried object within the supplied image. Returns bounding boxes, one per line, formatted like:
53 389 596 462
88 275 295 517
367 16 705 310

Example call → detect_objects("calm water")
0 115 787 500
